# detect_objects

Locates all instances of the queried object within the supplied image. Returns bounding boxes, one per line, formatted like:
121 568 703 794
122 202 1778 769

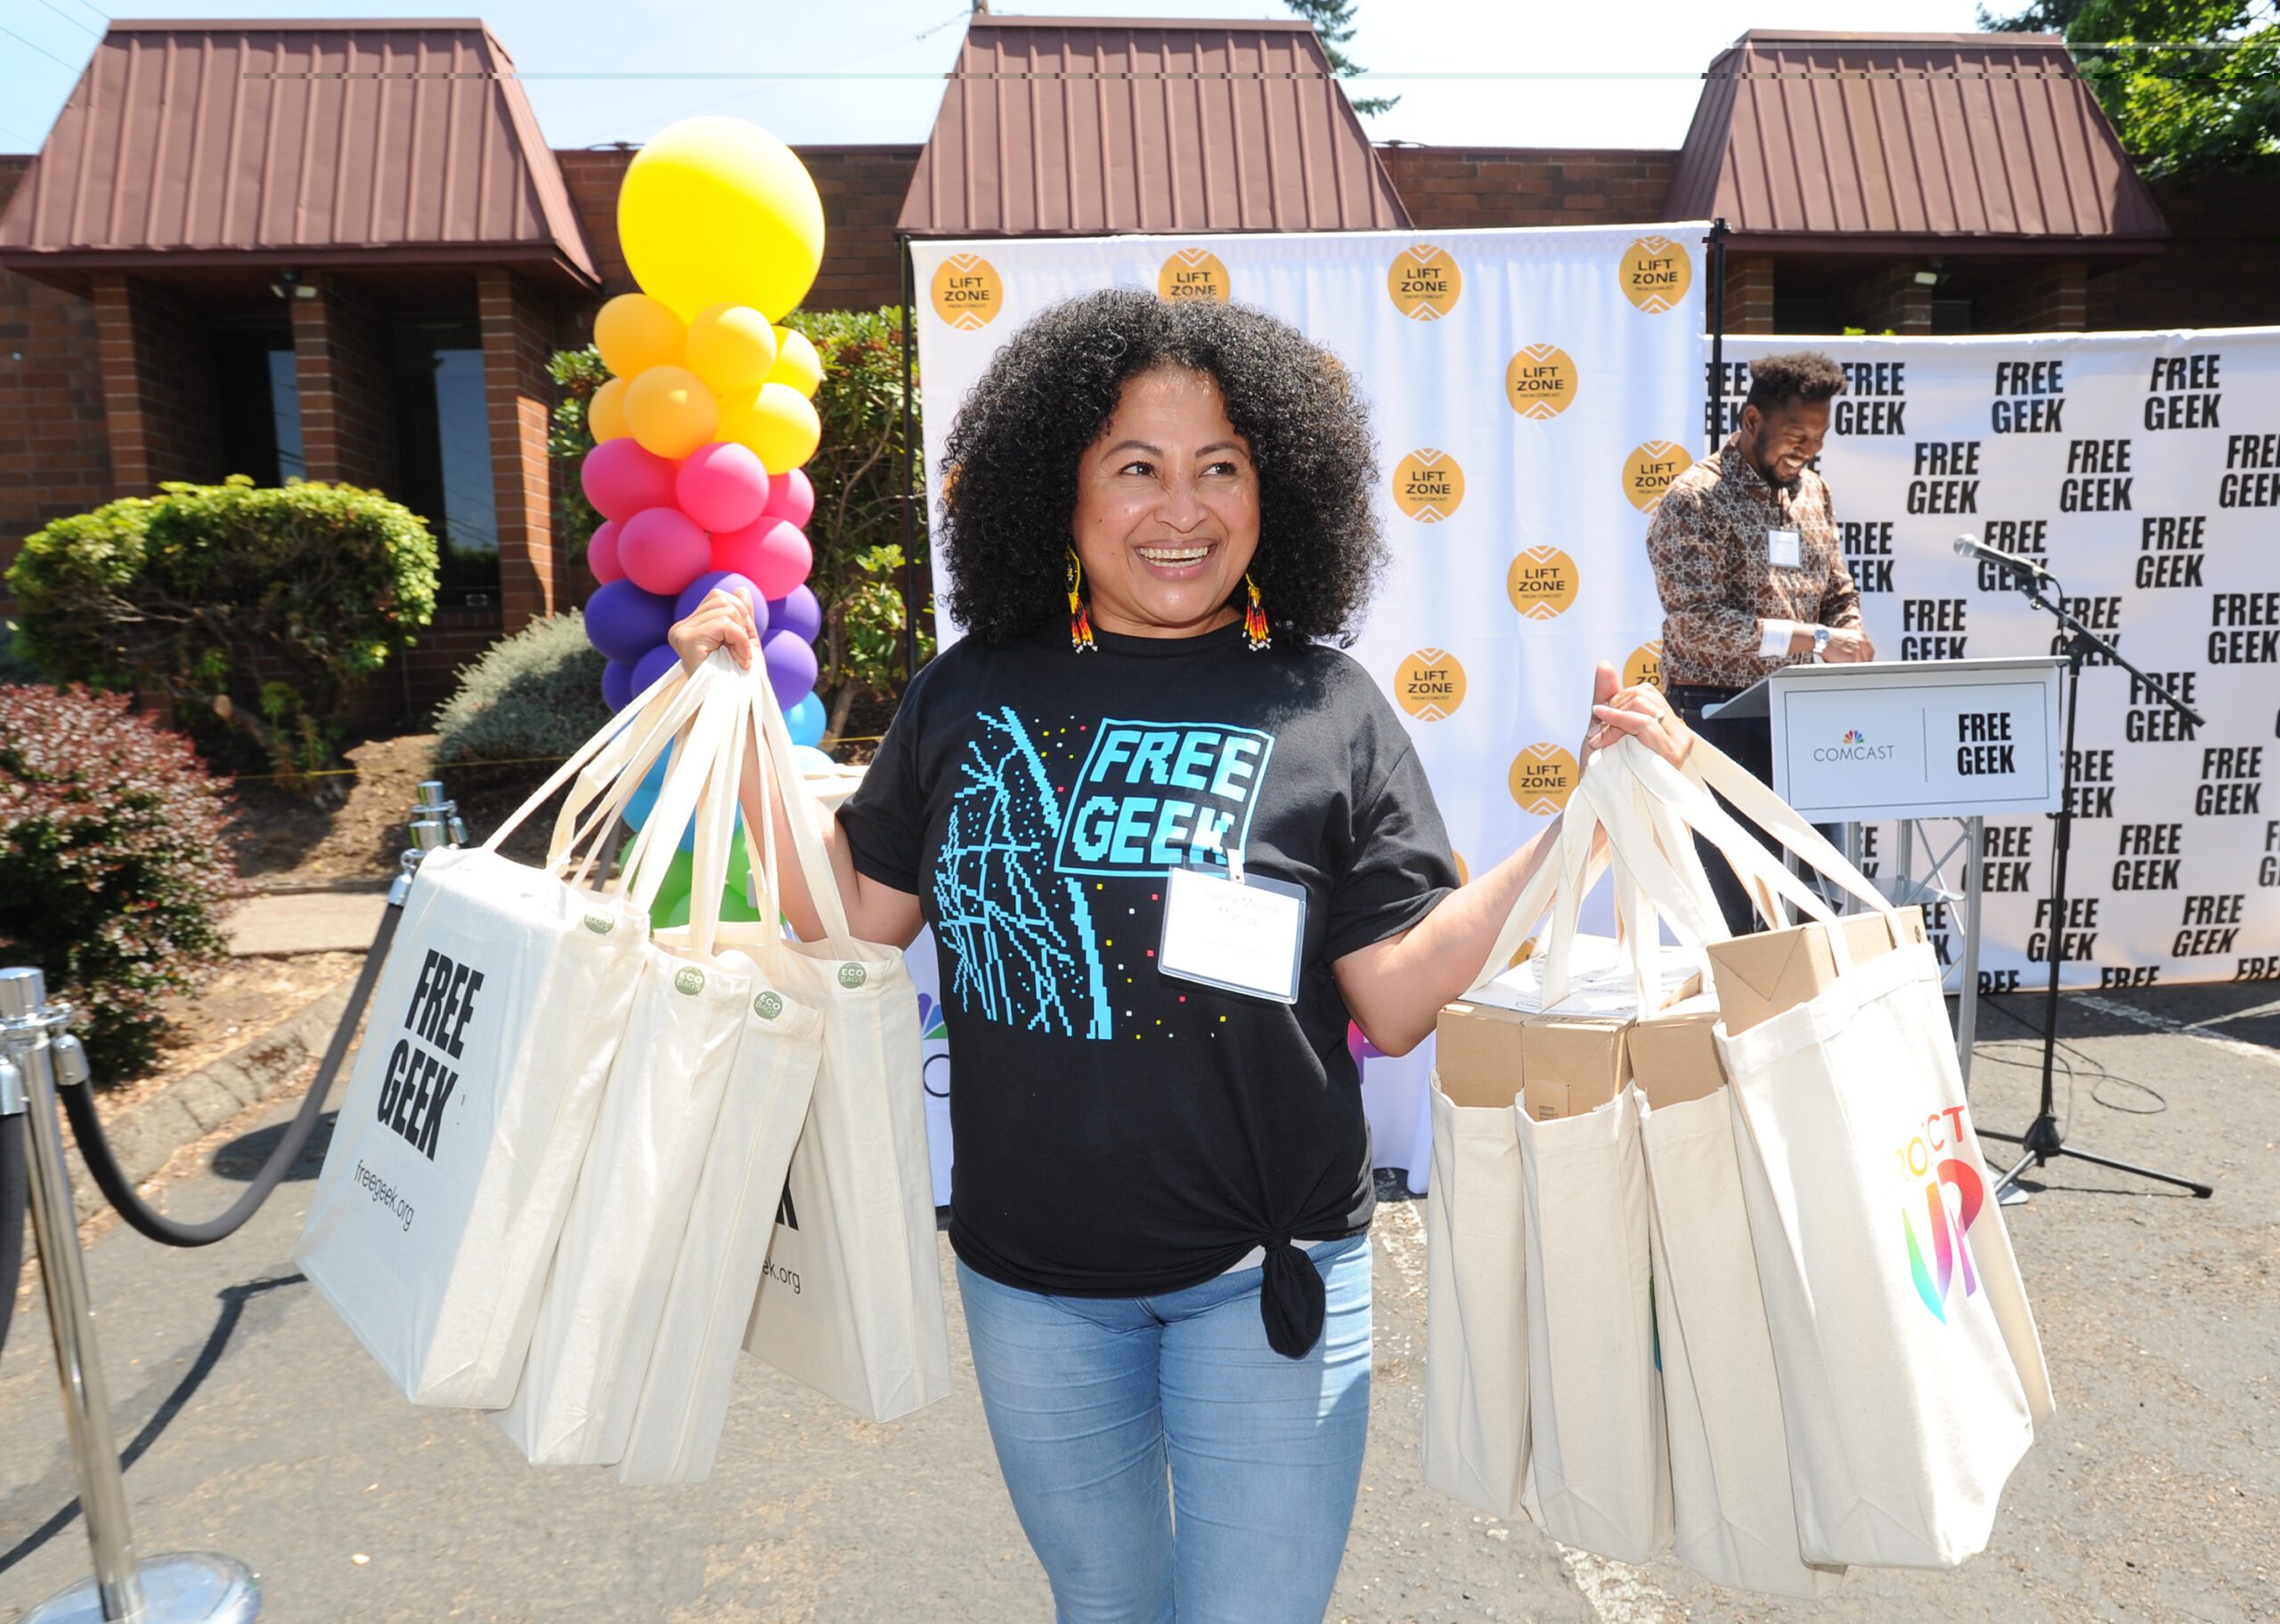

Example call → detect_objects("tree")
1282 0 1399 118
1980 0 2279 177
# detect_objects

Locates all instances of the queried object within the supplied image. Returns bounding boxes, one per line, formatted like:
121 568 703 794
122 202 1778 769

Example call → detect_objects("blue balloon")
786 692 826 749
618 739 743 852
631 641 680 698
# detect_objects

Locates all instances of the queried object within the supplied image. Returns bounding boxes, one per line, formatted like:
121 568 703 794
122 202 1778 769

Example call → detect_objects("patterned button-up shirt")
1645 432 1863 689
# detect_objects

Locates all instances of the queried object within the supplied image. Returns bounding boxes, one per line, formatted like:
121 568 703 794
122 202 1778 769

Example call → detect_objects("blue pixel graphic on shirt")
932 708 1113 1040
1052 721 1277 880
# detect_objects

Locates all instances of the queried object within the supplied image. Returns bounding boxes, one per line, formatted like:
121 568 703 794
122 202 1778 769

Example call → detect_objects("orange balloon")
717 382 820 474
588 376 630 443
594 293 685 378
623 365 720 461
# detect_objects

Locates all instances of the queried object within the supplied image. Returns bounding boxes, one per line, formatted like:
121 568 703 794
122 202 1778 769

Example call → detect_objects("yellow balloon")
766 328 824 400
594 293 685 378
687 304 780 397
623 365 721 461
588 375 630 443
717 382 820 475
618 118 825 323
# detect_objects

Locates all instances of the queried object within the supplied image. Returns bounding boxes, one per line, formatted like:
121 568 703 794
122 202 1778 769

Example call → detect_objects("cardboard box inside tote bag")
1707 907 1928 1034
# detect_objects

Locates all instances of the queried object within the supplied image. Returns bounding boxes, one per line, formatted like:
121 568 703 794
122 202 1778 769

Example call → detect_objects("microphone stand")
1977 560 2213 1202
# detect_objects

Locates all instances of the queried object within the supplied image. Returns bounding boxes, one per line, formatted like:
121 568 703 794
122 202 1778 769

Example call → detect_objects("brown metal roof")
898 14 1408 238
0 19 599 292
1666 29 2167 254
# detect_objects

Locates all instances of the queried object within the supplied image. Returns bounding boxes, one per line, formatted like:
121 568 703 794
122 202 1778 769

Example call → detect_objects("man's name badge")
1158 853 1306 1004
1768 527 1803 569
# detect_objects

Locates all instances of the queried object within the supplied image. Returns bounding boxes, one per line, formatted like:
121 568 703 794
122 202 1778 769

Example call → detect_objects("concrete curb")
62 982 357 1224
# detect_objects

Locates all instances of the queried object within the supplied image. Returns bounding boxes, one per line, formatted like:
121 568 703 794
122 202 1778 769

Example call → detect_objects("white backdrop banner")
1725 330 2280 997
907 224 1711 1194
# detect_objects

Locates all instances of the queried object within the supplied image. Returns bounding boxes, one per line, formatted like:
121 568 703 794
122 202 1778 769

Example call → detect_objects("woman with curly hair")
672 288 1690 1622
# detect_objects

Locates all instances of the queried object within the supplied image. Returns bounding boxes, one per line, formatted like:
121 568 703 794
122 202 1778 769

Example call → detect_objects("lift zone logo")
1053 722 1276 879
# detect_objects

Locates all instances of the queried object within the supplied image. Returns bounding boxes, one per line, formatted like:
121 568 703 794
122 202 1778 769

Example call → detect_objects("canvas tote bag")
1573 751 1846 1597
740 663 950 1423
497 653 817 1466
1625 740 2056 1570
616 676 827 1485
296 662 706 1407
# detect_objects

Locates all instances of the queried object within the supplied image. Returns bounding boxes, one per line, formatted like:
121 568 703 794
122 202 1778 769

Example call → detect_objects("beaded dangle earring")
1242 572 1272 652
1067 545 1096 653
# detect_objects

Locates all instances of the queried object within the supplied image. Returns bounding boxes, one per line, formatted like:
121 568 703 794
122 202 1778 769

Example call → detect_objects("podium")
1706 656 2065 1085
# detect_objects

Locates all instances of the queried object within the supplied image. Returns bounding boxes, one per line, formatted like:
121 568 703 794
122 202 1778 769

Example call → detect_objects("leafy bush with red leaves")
0 685 240 1079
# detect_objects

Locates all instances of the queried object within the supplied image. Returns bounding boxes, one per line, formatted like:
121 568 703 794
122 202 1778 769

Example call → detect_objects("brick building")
3 17 2270 724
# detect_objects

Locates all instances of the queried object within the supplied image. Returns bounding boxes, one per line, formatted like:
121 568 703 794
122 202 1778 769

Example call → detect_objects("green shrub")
549 345 608 568
0 684 239 1079
0 616 41 684
783 307 936 724
6 476 439 784
431 610 609 769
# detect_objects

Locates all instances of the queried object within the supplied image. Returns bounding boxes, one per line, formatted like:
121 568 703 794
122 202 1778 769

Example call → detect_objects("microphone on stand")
1953 532 2054 588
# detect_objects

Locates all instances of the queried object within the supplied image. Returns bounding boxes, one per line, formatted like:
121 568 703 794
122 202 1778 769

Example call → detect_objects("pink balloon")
674 442 771 534
581 438 678 523
760 467 814 531
618 507 712 597
710 517 811 600
586 518 625 585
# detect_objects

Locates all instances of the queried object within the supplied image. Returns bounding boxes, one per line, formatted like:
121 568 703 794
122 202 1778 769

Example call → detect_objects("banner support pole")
1706 217 1730 451
899 235 923 683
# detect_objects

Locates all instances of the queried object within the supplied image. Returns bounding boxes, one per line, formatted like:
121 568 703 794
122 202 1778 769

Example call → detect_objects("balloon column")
578 118 834 923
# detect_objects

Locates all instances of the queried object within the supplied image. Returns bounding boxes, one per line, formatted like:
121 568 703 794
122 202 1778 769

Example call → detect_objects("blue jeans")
957 1236 1373 1624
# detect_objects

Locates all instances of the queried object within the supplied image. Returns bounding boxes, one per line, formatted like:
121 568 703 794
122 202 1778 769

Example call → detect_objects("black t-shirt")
838 618 1458 1311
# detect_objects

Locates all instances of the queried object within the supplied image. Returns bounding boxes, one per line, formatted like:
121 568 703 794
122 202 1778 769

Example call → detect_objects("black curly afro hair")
939 287 1386 646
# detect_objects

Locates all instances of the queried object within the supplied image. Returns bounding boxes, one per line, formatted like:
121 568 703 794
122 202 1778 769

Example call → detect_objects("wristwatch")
1812 626 1833 661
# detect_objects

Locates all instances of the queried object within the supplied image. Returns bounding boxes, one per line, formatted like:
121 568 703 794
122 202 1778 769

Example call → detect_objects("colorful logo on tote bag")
1898 1107 1989 1321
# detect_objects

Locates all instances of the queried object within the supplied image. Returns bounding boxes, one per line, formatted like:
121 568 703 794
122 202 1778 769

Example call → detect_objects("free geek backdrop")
902 225 2280 1192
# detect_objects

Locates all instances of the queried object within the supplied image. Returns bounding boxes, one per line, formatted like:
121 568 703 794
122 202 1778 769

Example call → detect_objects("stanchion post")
0 968 260 1623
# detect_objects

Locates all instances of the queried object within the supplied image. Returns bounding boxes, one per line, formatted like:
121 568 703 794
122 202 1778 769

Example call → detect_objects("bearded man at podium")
1647 350 1875 933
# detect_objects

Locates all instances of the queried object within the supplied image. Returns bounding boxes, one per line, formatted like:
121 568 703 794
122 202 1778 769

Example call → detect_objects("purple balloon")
600 657 636 712
766 584 822 646
586 580 675 663
632 642 681 696
673 570 770 638
761 627 819 708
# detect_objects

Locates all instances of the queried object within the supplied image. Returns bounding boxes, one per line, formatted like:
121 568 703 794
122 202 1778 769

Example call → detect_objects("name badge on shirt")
1158 852 1307 1004
1768 527 1803 569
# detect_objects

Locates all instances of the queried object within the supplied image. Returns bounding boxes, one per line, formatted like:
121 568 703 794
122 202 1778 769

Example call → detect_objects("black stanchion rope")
57 904 402 1249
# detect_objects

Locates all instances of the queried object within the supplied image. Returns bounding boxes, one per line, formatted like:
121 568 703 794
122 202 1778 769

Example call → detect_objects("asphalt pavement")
3 983 2275 1624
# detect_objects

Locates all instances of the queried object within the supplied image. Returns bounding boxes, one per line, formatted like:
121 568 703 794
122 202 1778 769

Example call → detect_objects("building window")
1931 298 1974 336
394 313 501 606
1771 296 1832 335
211 322 302 486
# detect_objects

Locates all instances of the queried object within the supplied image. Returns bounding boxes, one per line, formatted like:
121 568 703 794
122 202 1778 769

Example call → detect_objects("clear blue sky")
0 0 1994 158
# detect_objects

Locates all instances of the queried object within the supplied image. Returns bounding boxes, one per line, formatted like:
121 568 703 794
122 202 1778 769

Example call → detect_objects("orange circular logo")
1620 236 1694 314
930 254 1003 330
1392 449 1466 523
1510 744 1580 816
1452 849 1470 886
1387 244 1462 321
1623 441 1694 513
1505 345 1579 420
1395 648 1467 722
1158 248 1232 303
1506 547 1579 621
1624 639 1665 694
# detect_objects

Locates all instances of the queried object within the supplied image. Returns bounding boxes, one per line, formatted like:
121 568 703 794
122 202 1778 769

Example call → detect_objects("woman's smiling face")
1070 366 1261 639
